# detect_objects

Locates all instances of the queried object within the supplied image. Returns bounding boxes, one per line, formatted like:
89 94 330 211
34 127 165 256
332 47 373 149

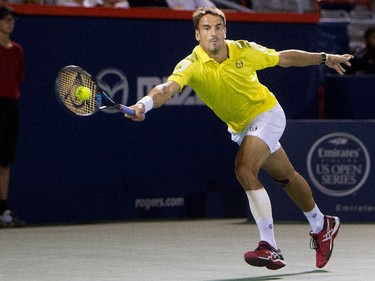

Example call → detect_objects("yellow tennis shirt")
168 39 280 133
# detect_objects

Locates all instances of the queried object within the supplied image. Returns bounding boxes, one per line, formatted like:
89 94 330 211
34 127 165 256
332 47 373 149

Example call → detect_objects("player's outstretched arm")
277 50 353 75
125 80 180 121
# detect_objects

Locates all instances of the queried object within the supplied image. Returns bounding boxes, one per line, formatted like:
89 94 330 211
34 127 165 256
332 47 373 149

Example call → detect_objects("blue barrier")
324 74 375 119
262 120 375 222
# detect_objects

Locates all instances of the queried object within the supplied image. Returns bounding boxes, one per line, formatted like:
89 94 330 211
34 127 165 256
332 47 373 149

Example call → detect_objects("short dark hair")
0 6 17 20
192 7 226 30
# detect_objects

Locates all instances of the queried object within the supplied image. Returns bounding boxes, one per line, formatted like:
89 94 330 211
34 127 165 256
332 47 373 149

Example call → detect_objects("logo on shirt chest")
235 60 244 69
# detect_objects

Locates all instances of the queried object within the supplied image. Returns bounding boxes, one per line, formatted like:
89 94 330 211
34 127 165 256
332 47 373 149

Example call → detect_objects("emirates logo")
307 132 370 197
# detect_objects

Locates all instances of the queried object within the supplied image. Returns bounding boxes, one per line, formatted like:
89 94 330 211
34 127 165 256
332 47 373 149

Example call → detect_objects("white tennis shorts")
228 103 286 153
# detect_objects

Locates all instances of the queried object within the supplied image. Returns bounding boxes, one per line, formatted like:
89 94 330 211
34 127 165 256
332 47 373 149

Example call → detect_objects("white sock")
246 189 277 249
304 204 324 234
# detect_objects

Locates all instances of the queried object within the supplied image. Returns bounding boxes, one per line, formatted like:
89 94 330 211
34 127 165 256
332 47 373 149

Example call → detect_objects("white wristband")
136 96 153 113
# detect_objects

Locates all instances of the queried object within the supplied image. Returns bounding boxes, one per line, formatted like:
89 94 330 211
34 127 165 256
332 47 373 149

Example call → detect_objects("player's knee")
235 164 258 185
272 177 290 187
271 167 298 188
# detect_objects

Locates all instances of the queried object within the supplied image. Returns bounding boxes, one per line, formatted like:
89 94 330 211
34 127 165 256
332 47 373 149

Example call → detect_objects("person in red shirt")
0 6 25 227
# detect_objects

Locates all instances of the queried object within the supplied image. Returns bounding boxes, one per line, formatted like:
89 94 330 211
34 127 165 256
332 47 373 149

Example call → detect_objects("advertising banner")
270 120 375 222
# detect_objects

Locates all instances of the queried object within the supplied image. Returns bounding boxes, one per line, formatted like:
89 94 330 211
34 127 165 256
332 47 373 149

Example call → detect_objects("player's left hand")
326 54 353 75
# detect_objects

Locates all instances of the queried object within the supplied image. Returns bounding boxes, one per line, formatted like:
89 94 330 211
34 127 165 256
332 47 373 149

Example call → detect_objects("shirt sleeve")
167 58 194 91
242 41 279 70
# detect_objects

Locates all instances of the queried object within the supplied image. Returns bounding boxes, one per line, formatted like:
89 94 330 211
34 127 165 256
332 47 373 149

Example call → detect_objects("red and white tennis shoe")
310 215 340 268
244 241 286 270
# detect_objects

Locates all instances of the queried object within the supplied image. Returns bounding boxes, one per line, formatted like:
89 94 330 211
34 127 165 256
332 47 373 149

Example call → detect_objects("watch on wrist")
321 53 328 65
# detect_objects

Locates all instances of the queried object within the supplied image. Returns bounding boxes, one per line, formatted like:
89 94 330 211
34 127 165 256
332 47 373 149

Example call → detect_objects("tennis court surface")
0 219 373 281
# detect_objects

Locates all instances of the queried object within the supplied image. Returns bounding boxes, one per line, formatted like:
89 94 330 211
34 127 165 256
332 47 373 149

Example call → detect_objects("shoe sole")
244 255 286 270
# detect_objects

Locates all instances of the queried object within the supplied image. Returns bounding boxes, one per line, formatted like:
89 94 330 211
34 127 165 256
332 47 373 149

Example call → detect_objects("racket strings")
57 67 97 116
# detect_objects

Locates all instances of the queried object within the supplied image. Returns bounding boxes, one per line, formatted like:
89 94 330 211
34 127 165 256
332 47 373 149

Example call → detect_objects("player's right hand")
125 104 145 121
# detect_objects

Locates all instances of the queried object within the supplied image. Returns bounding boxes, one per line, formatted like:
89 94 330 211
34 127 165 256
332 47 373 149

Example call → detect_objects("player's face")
0 14 16 35
195 14 226 56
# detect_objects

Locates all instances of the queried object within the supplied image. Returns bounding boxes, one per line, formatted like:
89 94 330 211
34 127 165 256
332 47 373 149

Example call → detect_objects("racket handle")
114 104 135 116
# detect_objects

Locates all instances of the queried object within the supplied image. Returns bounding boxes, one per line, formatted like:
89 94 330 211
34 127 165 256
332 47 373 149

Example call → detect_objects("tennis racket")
55 65 135 117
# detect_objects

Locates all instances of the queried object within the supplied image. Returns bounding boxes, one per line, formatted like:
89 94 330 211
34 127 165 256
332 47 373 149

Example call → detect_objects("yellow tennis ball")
75 86 91 101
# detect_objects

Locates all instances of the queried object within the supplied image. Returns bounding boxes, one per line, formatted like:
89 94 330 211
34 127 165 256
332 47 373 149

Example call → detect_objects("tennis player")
126 7 352 270
0 6 25 227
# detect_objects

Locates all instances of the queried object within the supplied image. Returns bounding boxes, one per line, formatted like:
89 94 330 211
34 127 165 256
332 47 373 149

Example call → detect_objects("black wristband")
321 53 327 65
